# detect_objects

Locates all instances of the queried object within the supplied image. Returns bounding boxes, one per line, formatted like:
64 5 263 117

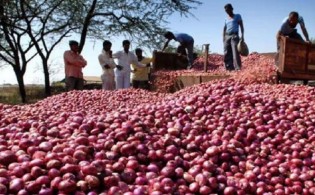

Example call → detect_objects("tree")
0 0 79 101
20 0 80 96
0 0 38 102
1 0 202 102
68 0 202 52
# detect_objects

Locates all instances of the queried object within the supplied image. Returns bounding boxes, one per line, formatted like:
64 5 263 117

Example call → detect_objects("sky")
1 0 315 85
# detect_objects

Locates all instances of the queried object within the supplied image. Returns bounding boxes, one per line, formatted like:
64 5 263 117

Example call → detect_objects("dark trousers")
132 80 149 90
224 35 242 71
66 76 84 91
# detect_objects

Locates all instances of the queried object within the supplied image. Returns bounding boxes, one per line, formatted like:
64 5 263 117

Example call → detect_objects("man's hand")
116 65 123 70
104 64 110 69
108 50 113 58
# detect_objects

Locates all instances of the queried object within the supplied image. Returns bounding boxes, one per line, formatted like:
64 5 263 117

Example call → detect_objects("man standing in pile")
63 40 87 91
98 40 116 90
223 3 244 71
131 48 152 90
113 40 149 89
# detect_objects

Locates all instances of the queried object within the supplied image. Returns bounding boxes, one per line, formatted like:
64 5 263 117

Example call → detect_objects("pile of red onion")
152 53 277 93
1 52 315 194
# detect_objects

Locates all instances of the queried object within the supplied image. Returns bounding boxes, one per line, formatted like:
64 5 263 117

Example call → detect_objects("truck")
277 36 315 84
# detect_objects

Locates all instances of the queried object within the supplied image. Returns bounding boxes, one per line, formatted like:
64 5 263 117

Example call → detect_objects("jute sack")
237 41 249 56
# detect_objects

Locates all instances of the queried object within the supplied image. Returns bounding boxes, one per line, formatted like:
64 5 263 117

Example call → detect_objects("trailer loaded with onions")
276 37 315 84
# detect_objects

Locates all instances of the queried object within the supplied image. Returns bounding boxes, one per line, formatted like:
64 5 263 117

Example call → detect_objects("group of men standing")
63 3 312 91
64 40 151 91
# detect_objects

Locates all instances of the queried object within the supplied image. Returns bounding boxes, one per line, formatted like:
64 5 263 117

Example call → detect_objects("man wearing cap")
63 40 87 91
223 3 244 71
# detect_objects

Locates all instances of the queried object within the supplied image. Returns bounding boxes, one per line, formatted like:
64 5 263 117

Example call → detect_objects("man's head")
288 11 299 28
69 40 79 53
135 48 143 58
122 40 130 52
224 3 233 15
103 40 112 51
164 31 175 40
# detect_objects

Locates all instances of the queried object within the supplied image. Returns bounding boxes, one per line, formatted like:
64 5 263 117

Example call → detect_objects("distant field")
0 84 66 105
0 82 104 105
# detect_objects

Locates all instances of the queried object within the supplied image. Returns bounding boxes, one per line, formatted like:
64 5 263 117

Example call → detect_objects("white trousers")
115 71 131 89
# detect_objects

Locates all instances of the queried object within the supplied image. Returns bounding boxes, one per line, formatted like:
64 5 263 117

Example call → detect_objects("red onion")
0 150 17 165
9 178 24 193
0 183 7 194
85 175 100 189
38 187 53 195
58 179 77 193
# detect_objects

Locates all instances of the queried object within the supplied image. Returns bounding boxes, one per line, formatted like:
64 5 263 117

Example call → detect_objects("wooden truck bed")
277 37 315 83
152 51 188 70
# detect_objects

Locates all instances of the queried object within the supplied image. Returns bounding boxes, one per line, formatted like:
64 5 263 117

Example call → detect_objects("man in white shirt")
98 40 116 90
112 40 149 89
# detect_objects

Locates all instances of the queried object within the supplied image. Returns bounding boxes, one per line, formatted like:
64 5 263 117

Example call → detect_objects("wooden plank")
278 37 286 73
278 37 315 82
279 71 315 80
308 45 315 73
173 75 230 91
282 38 308 73
174 75 201 91
201 75 230 83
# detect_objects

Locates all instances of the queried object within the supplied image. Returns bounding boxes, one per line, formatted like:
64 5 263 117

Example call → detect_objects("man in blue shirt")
223 3 244 71
162 31 194 69
277 11 310 43
275 12 310 67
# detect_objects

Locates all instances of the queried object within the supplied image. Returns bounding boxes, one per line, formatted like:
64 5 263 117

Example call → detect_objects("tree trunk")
14 69 27 103
42 60 51 96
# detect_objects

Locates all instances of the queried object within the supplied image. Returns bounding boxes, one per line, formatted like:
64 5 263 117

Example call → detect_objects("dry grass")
0 82 103 105
0 84 66 105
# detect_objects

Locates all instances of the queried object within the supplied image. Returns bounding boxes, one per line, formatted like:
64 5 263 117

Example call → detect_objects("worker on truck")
277 11 310 44
162 31 195 69
275 11 311 67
